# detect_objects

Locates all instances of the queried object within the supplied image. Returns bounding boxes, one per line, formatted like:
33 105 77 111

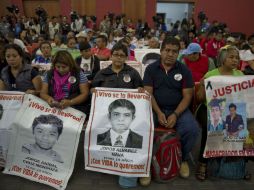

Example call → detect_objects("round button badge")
123 74 131 83
68 76 77 84
174 73 182 81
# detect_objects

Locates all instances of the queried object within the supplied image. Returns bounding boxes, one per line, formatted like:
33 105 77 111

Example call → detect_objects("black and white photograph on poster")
134 49 160 63
21 114 64 163
141 52 160 65
3 94 85 190
204 75 254 158
96 99 143 149
85 88 154 177
0 91 24 167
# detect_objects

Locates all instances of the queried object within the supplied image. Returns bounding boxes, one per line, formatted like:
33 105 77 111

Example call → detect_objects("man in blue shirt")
143 37 199 179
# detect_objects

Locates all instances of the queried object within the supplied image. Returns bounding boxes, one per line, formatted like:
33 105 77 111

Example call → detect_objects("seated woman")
40 50 89 112
91 43 143 188
0 44 42 94
195 45 244 181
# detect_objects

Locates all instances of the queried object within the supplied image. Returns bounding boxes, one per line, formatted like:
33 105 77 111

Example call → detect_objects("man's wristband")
173 111 179 119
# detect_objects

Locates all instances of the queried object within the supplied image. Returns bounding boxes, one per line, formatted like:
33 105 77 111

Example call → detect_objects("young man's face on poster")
109 107 134 134
34 124 59 150
211 106 221 121
229 107 236 116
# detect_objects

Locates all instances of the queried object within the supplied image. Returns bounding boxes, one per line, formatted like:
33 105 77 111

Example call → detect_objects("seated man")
143 37 199 179
75 42 100 82
182 43 215 82
91 35 111 60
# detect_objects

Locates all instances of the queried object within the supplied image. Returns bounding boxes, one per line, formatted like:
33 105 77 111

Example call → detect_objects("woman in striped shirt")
40 50 89 112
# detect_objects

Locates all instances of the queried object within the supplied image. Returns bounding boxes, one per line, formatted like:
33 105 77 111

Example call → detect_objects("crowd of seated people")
0 11 254 188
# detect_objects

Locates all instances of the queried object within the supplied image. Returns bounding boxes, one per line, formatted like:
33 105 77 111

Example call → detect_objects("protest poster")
204 75 254 157
134 49 160 63
100 61 142 77
85 88 154 177
0 91 24 167
3 94 85 190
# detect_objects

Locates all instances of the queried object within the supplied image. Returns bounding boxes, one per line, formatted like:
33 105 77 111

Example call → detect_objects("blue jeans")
154 109 199 161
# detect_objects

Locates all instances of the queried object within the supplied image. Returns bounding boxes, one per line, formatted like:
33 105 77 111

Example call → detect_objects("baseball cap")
86 28 93 33
226 36 235 43
239 50 254 61
76 31 88 38
182 43 202 55
208 98 225 108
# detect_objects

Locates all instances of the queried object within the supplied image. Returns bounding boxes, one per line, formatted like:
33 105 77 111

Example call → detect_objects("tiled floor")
1 131 254 190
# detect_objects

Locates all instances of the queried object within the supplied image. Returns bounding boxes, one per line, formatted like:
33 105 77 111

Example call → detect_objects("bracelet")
173 111 179 119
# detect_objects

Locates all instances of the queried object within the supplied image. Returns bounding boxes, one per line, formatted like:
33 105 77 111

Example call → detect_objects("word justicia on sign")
212 79 254 98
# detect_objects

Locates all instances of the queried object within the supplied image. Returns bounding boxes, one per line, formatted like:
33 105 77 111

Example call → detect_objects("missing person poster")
134 49 160 63
85 88 154 177
0 91 24 167
3 94 85 190
204 76 254 157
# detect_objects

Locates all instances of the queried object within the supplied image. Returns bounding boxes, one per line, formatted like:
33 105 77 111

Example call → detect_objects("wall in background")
194 0 254 35
4 0 253 36
157 2 193 30
7 0 156 27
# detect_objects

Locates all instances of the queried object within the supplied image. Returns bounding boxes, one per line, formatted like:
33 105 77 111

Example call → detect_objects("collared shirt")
110 129 129 147
226 114 244 133
143 59 193 111
208 118 224 131
92 63 143 89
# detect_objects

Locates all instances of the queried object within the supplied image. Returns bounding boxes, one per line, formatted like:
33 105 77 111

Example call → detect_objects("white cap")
240 50 254 61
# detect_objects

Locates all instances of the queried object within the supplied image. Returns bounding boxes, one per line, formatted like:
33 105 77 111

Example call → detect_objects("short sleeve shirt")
92 64 143 89
143 60 194 111
204 68 244 78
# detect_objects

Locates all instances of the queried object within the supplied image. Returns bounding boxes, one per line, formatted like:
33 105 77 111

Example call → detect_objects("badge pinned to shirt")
68 76 77 84
174 73 182 81
123 74 131 83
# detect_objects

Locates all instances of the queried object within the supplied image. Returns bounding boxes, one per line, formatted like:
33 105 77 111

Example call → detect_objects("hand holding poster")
3 94 85 190
0 91 24 167
85 88 154 177
204 76 254 157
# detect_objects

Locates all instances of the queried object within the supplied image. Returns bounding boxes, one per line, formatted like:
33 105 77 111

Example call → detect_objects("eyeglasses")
112 53 126 58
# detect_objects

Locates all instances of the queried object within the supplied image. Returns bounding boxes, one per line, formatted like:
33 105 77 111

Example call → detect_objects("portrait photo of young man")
225 103 245 138
22 114 64 163
97 99 143 149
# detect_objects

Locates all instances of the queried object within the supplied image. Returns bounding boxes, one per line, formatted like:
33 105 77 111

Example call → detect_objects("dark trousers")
153 109 199 161
196 104 208 164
